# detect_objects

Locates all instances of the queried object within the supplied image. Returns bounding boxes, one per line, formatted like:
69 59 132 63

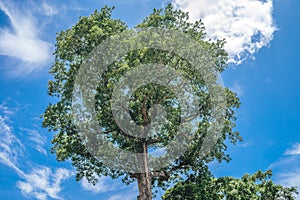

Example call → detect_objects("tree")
163 170 298 200
42 4 271 199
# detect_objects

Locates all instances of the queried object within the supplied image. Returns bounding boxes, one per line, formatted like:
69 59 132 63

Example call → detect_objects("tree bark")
137 141 152 200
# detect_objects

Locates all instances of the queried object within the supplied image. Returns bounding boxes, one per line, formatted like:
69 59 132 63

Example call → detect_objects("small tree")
43 4 253 199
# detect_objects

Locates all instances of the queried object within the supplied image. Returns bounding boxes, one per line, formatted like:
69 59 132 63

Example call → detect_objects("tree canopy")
42 4 297 200
163 170 298 200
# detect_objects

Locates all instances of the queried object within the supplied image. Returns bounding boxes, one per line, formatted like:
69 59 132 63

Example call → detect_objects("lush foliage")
42 4 297 199
163 170 298 200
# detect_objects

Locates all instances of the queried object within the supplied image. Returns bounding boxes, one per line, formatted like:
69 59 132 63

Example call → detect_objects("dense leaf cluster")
42 4 297 199
163 170 298 200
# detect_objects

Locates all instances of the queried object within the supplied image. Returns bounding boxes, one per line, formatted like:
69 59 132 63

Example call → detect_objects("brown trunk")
137 141 152 200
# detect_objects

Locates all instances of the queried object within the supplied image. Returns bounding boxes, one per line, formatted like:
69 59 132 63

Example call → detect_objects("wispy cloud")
0 103 14 115
0 116 24 165
17 167 73 200
0 0 52 75
231 82 244 97
173 0 276 64
274 162 300 200
285 143 300 155
40 2 58 16
277 170 300 189
81 174 139 199
0 105 73 200
270 144 300 200
108 187 138 200
236 140 252 148
21 127 47 155
81 176 116 193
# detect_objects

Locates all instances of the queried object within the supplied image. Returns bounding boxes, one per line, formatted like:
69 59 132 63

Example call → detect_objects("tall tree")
43 4 243 199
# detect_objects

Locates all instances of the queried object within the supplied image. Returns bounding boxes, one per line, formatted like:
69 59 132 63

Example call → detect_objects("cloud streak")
81 176 116 193
173 0 276 64
108 187 138 200
40 2 58 16
0 0 52 75
0 104 73 200
21 127 47 155
0 115 24 166
17 167 73 200
270 143 300 200
285 143 300 155
275 161 300 200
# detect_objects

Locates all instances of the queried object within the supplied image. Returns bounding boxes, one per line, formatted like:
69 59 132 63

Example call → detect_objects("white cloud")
81 175 122 193
275 165 300 200
108 187 138 200
277 170 300 188
270 144 300 200
0 115 24 165
231 82 244 97
108 194 136 200
81 175 138 199
40 2 58 16
17 167 74 200
0 103 14 115
81 176 116 193
0 106 73 200
285 143 300 155
236 140 252 148
21 127 47 155
0 0 52 75
173 0 276 64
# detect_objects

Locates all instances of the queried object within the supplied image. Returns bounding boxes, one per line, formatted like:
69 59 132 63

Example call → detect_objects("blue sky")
0 0 300 199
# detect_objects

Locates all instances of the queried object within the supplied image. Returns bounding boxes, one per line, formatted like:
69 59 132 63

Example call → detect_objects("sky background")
0 0 299 199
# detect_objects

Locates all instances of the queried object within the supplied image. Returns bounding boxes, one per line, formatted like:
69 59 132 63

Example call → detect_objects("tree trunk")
137 141 152 200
